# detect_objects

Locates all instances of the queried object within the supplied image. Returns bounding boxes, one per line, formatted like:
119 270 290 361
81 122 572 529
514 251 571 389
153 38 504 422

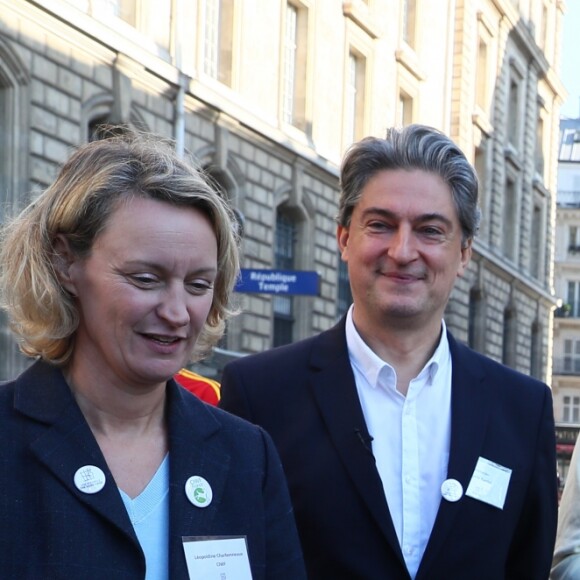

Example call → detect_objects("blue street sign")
235 269 320 296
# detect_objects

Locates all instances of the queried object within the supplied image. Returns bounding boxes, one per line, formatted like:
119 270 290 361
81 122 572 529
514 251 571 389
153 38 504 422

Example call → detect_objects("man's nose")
388 226 417 263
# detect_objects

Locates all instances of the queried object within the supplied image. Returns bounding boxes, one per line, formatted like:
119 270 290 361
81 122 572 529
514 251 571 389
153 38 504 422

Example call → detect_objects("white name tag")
182 536 253 579
465 456 512 510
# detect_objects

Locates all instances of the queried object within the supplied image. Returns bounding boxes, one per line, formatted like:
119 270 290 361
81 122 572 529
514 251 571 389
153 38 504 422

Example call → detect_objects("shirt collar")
345 304 449 390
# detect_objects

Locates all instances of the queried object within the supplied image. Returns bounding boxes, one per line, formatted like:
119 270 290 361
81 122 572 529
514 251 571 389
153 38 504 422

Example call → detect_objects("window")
502 308 516 368
282 4 298 125
530 321 542 379
102 0 136 25
398 90 413 127
535 113 544 177
337 257 352 319
570 226 580 253
202 167 240 350
474 11 495 118
564 339 580 373
0 86 8 220
567 282 580 317
468 288 486 352
282 2 308 129
0 310 12 381
203 0 234 86
88 117 129 141
402 0 417 49
345 51 366 145
93 0 170 48
474 145 486 182
474 139 488 237
273 212 296 347
539 2 549 50
563 395 580 423
475 37 488 110
530 202 543 279
502 176 518 261
507 69 521 149
0 39 29 381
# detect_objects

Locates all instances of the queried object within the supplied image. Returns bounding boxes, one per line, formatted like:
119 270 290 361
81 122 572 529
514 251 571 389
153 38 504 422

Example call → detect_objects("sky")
560 1 580 119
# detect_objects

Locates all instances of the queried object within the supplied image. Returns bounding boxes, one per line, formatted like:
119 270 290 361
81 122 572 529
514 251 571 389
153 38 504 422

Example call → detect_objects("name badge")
465 456 512 510
182 536 253 579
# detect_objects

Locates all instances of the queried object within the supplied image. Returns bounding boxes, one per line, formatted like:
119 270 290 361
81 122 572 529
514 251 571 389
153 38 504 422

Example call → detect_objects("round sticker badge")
441 478 463 503
74 465 106 494
185 475 213 508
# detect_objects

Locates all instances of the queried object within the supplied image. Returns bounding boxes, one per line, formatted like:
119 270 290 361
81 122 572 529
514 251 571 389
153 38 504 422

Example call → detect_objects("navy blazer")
220 318 558 580
0 360 305 579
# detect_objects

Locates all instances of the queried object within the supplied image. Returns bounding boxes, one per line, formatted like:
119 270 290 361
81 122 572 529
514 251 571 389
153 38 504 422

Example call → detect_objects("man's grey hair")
337 124 481 246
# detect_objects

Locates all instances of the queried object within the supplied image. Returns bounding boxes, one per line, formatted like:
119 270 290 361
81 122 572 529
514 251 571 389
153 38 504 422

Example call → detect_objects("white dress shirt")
345 305 452 579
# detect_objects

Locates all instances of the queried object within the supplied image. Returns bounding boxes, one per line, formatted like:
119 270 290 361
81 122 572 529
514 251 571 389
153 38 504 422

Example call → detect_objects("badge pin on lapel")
441 478 463 502
185 475 213 508
74 465 106 494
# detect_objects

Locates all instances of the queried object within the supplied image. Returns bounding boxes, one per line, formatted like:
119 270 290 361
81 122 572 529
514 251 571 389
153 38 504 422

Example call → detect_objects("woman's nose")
157 286 190 327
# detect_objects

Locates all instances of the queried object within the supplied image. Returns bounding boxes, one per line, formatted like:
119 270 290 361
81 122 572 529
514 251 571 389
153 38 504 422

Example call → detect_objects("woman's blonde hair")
0 132 240 365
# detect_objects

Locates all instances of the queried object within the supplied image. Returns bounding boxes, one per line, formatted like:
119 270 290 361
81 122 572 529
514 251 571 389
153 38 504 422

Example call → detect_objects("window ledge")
395 46 426 81
342 1 380 38
504 143 523 170
472 108 493 136
532 176 550 197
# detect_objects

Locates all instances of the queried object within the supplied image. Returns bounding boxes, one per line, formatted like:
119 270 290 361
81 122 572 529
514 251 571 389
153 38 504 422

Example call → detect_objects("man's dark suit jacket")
220 318 558 580
0 360 306 579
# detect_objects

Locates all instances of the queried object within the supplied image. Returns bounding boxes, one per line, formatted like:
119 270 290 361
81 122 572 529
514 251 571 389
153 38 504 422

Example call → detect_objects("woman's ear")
52 234 78 296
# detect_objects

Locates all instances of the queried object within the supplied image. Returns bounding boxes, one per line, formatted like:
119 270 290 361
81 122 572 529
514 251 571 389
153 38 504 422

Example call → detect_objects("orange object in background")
174 368 221 406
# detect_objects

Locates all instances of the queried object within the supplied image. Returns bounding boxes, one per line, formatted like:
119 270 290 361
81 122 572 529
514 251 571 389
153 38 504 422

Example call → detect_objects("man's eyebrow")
360 207 396 219
416 212 454 228
361 207 454 227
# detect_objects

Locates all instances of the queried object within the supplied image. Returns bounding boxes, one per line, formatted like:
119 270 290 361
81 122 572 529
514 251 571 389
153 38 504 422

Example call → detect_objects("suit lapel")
308 320 406 568
15 361 139 546
166 381 230 577
417 334 492 577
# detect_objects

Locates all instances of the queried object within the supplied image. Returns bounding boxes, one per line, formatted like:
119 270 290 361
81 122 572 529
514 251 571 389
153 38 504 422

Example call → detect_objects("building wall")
552 117 580 485
0 0 565 381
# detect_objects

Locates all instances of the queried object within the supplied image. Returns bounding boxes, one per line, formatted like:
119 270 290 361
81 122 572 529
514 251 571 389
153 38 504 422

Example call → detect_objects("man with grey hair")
220 124 557 579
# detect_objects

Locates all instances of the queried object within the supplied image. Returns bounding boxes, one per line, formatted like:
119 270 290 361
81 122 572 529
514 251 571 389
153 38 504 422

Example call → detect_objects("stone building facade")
0 0 565 381
552 116 580 483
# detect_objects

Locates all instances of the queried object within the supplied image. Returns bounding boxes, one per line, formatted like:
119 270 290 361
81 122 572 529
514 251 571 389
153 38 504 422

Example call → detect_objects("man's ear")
457 238 473 278
52 234 78 296
337 224 349 261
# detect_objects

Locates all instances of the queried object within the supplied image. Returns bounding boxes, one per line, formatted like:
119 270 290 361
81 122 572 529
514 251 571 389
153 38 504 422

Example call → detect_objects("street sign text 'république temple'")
235 269 320 296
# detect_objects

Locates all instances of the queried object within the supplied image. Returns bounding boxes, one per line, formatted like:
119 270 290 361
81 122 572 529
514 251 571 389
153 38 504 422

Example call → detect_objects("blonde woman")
0 133 305 579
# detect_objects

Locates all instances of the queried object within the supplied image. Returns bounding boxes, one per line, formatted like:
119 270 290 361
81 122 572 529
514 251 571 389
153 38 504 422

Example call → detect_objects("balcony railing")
555 305 576 318
558 190 580 207
553 357 580 375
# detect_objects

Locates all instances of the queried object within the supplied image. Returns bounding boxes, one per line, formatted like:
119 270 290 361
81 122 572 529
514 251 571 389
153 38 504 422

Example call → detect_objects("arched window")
0 39 30 380
82 92 149 144
502 307 517 368
468 287 486 352
88 117 131 142
273 209 297 347
530 321 542 380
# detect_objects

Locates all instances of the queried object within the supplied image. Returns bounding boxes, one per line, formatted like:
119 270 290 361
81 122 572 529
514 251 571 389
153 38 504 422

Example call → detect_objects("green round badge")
185 475 213 508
